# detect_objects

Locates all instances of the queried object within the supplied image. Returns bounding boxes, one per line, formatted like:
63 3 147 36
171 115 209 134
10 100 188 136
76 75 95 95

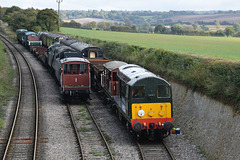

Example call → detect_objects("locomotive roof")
60 57 90 64
47 33 59 39
70 42 101 52
16 29 27 34
60 38 78 46
118 64 168 86
49 42 61 50
55 45 75 54
103 61 127 71
25 32 37 36
16 29 27 32
38 31 48 36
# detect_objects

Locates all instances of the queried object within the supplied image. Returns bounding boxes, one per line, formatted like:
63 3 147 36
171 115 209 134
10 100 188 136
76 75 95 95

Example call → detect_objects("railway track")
67 103 114 160
0 34 39 159
137 139 175 160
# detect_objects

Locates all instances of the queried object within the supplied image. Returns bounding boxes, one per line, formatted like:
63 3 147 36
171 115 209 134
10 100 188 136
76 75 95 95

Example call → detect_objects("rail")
0 34 39 160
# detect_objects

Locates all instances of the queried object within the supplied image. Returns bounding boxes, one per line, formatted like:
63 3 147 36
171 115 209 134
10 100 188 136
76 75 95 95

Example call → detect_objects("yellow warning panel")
132 103 171 119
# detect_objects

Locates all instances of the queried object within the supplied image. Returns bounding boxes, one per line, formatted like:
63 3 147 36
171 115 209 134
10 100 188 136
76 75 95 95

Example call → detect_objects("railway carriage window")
113 72 118 81
132 86 145 98
64 64 71 74
72 64 78 74
80 64 88 74
157 85 170 98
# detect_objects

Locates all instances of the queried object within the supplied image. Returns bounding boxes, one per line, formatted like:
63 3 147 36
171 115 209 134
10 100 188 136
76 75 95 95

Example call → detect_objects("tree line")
0 6 59 32
63 18 240 37
154 22 240 37
61 10 240 26
61 9 240 37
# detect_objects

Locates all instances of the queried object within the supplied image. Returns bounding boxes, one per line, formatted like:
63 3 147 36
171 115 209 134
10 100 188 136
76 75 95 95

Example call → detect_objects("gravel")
17 44 80 160
165 134 206 160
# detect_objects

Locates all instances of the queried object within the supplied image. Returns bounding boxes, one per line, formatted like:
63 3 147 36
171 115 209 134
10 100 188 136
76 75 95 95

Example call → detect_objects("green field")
61 27 240 61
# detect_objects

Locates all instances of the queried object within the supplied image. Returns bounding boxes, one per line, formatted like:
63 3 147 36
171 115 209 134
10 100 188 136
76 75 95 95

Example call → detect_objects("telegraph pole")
56 0 63 31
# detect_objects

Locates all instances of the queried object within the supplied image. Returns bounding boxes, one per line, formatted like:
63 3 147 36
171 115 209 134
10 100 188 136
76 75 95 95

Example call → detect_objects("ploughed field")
61 27 240 61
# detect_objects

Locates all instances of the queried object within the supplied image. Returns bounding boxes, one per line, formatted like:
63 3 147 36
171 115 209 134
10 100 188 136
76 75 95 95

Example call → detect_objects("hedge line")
72 35 240 112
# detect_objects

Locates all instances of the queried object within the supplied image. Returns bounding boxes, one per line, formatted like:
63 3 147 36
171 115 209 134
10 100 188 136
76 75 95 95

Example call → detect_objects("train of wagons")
16 29 174 139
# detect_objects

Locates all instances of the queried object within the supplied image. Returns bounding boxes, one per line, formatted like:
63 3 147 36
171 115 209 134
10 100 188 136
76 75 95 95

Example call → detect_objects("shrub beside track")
67 35 240 112
0 40 15 129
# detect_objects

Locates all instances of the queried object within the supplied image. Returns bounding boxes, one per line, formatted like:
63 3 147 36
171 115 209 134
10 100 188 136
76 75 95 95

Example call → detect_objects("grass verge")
0 39 16 129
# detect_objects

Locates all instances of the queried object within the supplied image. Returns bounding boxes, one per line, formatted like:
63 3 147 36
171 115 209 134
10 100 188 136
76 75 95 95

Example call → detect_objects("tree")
83 21 97 29
37 9 58 32
171 24 184 35
124 18 132 27
233 22 240 33
200 25 209 31
4 6 21 15
141 22 150 32
0 6 5 20
131 25 137 32
225 25 234 37
215 20 222 30
62 20 81 28
154 24 166 33
97 22 107 30
105 22 114 29
6 8 38 31
192 22 199 30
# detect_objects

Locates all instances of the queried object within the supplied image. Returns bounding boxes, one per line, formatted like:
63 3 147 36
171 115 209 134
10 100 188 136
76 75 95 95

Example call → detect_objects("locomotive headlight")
138 109 145 117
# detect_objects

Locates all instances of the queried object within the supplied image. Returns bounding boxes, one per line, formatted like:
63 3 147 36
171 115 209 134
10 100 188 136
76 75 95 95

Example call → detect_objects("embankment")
172 82 240 159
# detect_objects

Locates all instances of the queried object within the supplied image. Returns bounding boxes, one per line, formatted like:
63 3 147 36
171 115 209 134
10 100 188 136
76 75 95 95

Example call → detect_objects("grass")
0 39 16 130
61 27 240 61
79 107 86 112
78 127 96 132
89 151 101 156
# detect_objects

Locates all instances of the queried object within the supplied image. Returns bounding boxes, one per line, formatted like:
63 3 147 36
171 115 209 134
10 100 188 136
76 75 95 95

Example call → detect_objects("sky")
1 0 240 11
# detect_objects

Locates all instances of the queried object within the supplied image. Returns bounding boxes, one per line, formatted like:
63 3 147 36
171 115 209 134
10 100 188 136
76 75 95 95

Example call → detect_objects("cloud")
1 0 240 11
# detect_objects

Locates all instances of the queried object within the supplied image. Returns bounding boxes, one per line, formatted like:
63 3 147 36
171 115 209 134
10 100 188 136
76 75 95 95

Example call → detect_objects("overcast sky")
1 0 240 11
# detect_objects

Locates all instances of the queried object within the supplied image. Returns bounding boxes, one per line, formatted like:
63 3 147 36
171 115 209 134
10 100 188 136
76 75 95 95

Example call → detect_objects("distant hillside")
64 18 121 24
163 13 240 23
61 10 240 26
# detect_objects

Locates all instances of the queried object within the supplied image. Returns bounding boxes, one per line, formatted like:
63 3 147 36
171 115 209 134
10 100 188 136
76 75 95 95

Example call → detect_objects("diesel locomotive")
92 61 173 138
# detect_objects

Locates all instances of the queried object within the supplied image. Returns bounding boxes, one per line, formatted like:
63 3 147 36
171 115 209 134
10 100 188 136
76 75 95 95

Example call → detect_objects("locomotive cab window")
132 86 145 98
120 81 126 99
89 52 96 58
157 85 170 98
